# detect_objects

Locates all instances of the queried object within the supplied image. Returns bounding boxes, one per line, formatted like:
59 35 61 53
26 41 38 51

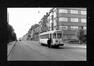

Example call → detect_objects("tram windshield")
57 33 62 38
53 32 62 39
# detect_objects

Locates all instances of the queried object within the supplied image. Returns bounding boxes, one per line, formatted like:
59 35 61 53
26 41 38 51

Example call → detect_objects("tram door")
50 34 53 44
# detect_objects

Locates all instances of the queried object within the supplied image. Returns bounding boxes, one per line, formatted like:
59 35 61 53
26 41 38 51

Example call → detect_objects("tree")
27 24 40 40
30 24 39 30
12 32 17 41
7 24 17 43
41 12 49 32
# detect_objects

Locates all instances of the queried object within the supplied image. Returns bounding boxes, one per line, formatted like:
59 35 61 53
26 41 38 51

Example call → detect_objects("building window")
70 10 78 14
71 18 78 22
81 18 86 23
59 26 68 30
71 26 78 30
59 9 68 13
83 26 86 30
59 17 68 22
81 11 86 15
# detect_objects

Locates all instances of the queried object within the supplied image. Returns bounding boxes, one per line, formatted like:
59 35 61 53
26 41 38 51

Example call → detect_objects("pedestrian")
47 38 52 48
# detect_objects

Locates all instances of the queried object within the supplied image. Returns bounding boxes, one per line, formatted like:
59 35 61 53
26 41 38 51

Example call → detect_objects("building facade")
47 8 87 41
29 25 41 41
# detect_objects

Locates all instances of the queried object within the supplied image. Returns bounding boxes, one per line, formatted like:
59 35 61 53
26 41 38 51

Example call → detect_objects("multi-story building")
33 26 41 40
47 8 87 41
29 24 41 41
22 33 28 40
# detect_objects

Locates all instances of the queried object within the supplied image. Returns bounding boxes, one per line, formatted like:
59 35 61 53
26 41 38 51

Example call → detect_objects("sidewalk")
64 42 86 49
7 41 16 56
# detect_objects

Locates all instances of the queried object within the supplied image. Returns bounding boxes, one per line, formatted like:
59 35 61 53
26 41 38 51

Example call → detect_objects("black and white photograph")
7 7 87 61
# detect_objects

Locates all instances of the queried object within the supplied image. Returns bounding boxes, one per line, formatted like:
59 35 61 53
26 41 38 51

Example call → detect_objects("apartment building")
29 24 41 40
47 8 87 40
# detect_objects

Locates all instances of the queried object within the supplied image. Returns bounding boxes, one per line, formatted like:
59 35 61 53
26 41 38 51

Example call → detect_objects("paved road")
8 41 86 61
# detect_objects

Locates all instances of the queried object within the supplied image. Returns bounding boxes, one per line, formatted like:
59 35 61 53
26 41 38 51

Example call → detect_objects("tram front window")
57 33 62 39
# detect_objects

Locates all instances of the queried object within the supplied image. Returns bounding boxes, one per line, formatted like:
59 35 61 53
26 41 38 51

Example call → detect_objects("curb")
69 46 86 49
8 41 17 57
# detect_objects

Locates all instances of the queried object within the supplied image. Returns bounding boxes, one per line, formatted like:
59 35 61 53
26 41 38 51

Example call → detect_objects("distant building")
22 33 28 40
29 24 40 41
33 26 41 40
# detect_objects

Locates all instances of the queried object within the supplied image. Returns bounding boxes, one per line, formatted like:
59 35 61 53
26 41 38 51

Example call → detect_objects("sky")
7 8 52 39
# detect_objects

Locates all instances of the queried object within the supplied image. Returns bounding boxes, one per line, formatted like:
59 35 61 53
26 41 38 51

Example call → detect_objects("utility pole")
52 9 54 30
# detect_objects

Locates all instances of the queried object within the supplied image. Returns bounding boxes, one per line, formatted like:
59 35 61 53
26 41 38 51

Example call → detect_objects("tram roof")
39 30 62 35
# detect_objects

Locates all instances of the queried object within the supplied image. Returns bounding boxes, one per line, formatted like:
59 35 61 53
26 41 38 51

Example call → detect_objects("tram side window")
40 35 44 39
53 33 56 38
40 35 43 39
40 35 42 39
44 34 49 38
40 34 49 39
